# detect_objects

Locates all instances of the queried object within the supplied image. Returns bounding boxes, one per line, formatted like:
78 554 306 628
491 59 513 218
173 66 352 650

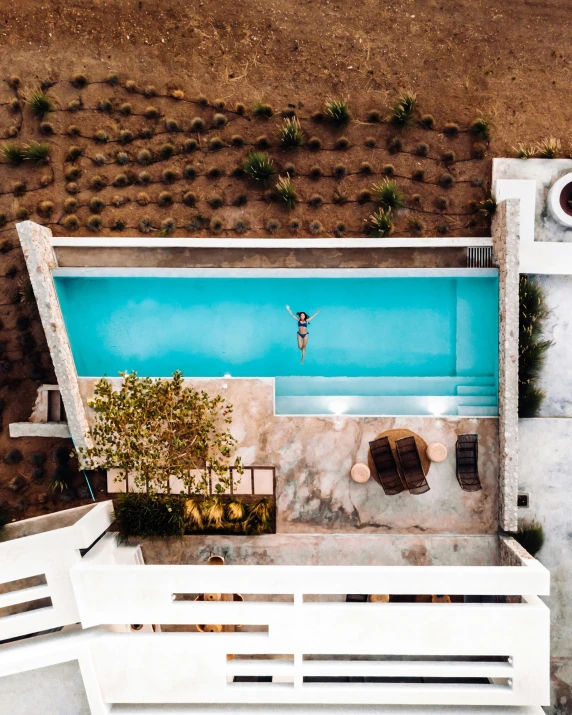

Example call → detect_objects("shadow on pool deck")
79 377 499 535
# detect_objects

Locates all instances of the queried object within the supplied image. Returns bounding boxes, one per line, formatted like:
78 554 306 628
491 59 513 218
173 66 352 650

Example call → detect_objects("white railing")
62 533 551 709
0 502 112 642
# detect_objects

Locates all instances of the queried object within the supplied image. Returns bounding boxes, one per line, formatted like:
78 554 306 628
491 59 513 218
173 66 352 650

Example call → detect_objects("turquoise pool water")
54 274 499 416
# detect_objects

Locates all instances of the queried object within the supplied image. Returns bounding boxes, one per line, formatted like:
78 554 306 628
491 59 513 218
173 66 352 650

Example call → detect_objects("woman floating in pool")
286 305 321 364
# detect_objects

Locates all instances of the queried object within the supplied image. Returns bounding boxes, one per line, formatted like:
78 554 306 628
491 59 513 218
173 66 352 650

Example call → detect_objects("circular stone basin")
548 172 572 227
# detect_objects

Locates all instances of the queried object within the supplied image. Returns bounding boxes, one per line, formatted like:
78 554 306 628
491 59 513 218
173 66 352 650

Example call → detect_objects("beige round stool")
369 594 390 603
350 462 371 483
427 442 448 463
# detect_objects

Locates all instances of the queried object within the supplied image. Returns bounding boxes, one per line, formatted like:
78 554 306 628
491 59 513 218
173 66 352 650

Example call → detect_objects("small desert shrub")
255 135 269 150
311 110 324 123
111 217 126 231
230 134 245 148
357 189 373 205
183 191 197 207
67 99 81 112
4 448 23 465
364 136 376 148
382 164 395 176
139 217 153 233
366 109 381 123
309 220 323 235
64 198 78 214
165 118 180 132
113 173 128 188
280 117 303 148
309 165 322 180
387 136 402 154
162 168 179 183
206 167 223 179
0 213 7 228
95 130 109 143
480 195 497 217
90 175 107 190
1 143 26 165
65 182 79 194
252 101 273 118
514 143 536 159
9 98 20 112
160 218 176 236
119 102 132 116
472 142 487 159
144 106 160 120
234 219 248 234
66 145 83 161
71 72 88 88
441 150 455 164
195 94 208 106
334 221 346 237
368 209 393 237
6 125 18 138
266 218 281 233
308 193 324 208
67 124 81 136
288 218 301 232
443 122 460 137
436 221 448 235
87 215 103 232
184 139 199 153
119 130 133 145
210 216 223 233
359 161 374 175
158 191 174 206
138 171 151 185
335 136 350 150
89 197 105 213
94 153 106 166
243 151 276 184
209 137 225 151
537 137 561 159
324 98 350 126
419 114 435 129
172 89 184 100
333 163 347 178
144 85 157 98
391 91 416 127
372 178 405 210
116 151 129 165
275 176 297 210
190 117 206 132
207 194 223 209
232 193 248 207
439 172 454 188
37 200 54 218
114 493 186 540
8 75 21 89
415 142 429 157
435 196 448 211
106 72 119 85
16 207 29 220
308 136 322 151
125 80 137 92
235 102 246 115
409 217 425 233
513 520 545 556
12 181 26 196
39 121 54 135
212 113 227 128
412 168 425 182
332 188 349 205
183 165 197 179
27 88 54 119
470 115 491 140
159 143 175 160
138 149 152 165
136 192 150 206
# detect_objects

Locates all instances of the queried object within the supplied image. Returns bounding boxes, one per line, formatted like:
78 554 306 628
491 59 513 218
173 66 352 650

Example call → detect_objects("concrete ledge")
9 422 71 438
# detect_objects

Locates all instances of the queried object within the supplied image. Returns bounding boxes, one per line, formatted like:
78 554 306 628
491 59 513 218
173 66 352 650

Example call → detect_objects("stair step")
457 385 496 396
457 405 498 416
277 395 461 416
456 396 498 407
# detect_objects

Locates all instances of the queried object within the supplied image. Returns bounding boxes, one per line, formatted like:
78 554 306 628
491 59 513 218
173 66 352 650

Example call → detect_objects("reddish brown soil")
0 0 569 522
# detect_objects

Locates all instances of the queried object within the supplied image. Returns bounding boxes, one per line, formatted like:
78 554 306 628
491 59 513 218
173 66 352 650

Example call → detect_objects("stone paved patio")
80 377 499 535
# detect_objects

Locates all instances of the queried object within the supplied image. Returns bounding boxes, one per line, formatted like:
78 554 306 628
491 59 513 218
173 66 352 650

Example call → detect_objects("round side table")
427 442 448 463
350 462 371 483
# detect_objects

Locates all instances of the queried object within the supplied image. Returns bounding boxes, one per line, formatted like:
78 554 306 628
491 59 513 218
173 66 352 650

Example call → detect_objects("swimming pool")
54 269 499 416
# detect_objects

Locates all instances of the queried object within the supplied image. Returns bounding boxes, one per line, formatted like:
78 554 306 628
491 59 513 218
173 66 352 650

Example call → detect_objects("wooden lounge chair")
369 436 406 495
456 434 482 491
395 436 430 494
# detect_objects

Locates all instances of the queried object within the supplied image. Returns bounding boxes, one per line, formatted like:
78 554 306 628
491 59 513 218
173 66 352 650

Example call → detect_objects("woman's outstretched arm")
286 305 298 320
308 307 322 321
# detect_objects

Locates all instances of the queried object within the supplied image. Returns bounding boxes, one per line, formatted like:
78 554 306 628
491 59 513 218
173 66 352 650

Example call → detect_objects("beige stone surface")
80 377 499 534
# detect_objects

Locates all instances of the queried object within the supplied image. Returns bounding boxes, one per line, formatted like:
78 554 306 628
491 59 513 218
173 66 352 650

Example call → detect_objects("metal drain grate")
467 246 493 268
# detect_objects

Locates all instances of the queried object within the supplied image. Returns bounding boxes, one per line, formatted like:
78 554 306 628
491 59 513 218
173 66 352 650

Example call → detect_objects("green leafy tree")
79 371 240 494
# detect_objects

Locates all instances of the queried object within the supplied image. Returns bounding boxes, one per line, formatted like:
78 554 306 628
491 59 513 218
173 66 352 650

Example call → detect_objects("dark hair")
296 311 308 320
